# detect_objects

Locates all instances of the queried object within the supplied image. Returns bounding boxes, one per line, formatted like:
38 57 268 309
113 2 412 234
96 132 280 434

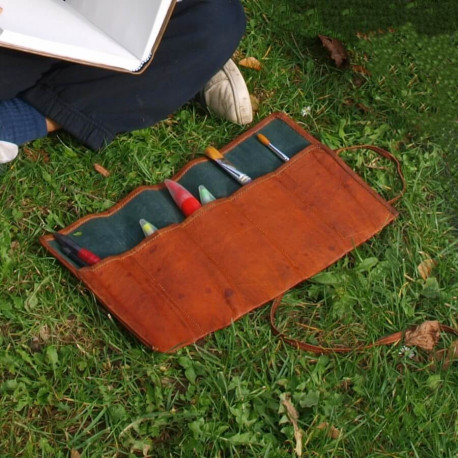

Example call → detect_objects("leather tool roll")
41 112 400 352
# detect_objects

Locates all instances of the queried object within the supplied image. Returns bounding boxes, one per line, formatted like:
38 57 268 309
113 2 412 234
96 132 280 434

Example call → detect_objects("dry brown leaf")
356 31 371 40
282 394 303 457
417 258 436 281
71 450 81 458
9 240 19 253
94 163 110 177
239 57 262 71
351 65 372 76
250 94 260 112
39 325 51 342
405 321 441 352
317 422 341 439
141 444 151 456
164 115 178 126
23 146 50 163
318 35 349 68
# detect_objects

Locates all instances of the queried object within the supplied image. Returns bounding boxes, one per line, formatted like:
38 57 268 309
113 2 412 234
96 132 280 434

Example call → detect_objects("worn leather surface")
41 113 398 352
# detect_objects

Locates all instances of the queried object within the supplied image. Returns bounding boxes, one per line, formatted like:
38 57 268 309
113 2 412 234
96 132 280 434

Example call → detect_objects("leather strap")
335 144 406 205
270 295 458 354
270 145 455 353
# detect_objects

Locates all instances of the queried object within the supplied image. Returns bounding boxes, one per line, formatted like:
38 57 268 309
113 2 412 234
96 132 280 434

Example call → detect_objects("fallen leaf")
239 57 262 71
142 444 151 457
23 147 50 163
356 31 371 40
281 394 303 457
250 94 260 112
351 65 372 76
317 422 341 439
318 35 349 68
417 258 436 280
71 450 81 458
164 115 178 126
94 163 110 177
39 325 51 342
9 240 20 253
404 321 441 352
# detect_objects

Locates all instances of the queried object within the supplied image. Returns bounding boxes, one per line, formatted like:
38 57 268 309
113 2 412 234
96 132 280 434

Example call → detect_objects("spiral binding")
132 53 152 72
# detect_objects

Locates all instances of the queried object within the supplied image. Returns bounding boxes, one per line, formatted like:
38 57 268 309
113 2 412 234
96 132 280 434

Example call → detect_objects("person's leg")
0 48 59 100
0 98 48 144
18 0 247 150
0 48 60 157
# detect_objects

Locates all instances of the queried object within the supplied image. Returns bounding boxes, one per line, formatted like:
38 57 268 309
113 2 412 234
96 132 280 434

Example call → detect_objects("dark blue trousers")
0 0 246 149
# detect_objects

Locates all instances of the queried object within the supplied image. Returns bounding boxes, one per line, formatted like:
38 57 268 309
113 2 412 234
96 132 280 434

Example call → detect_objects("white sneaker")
202 59 253 125
0 141 19 163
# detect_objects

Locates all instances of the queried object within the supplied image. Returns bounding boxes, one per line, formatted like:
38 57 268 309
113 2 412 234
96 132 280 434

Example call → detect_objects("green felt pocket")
48 115 311 264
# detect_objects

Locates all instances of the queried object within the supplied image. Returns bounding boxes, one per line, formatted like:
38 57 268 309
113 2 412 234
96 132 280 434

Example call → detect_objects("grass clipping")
280 393 303 456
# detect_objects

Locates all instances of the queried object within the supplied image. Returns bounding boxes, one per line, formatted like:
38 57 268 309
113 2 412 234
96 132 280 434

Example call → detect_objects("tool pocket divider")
40 112 398 352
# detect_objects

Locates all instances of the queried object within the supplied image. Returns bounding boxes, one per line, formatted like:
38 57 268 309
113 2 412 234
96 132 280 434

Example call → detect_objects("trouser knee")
0 48 58 99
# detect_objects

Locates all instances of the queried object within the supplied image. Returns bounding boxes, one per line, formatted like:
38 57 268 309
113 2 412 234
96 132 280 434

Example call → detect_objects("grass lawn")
1 0 457 456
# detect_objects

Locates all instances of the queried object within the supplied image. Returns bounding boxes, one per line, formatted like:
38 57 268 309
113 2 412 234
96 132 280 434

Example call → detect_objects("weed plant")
1 0 456 456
